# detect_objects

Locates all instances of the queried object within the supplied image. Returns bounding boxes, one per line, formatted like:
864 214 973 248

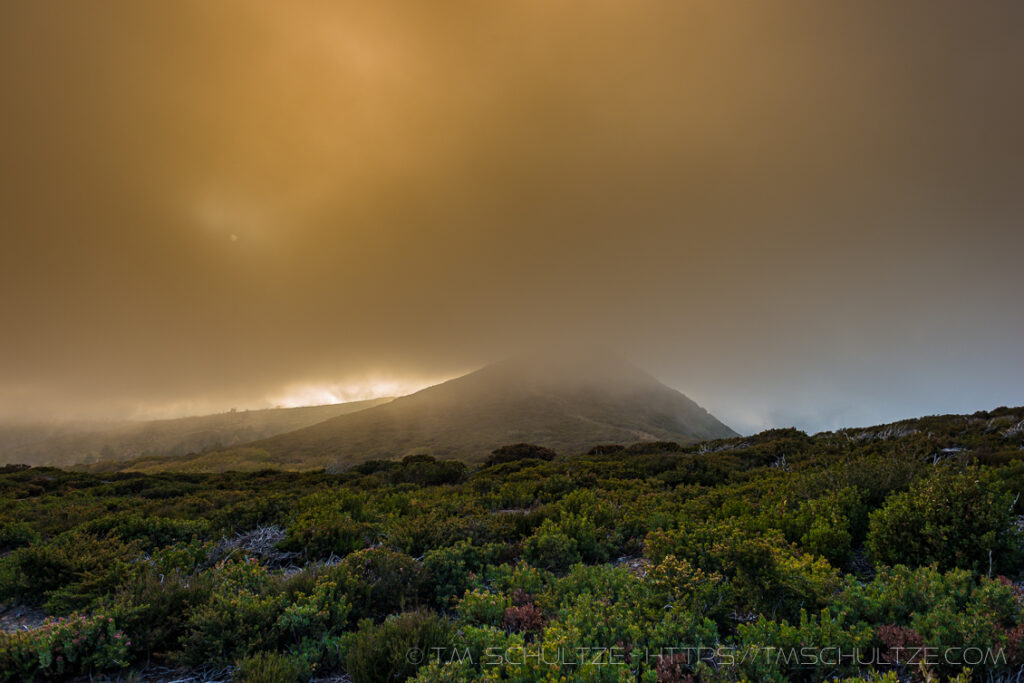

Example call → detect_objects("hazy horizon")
1 351 1019 438
2 1 1023 435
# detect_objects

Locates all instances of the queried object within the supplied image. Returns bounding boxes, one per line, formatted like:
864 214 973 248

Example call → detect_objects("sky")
1 1 1023 434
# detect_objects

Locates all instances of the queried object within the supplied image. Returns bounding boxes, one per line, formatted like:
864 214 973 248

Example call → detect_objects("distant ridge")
0 398 392 467
230 352 737 469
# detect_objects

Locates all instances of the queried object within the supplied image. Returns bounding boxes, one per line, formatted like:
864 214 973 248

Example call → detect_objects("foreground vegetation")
2 408 1024 681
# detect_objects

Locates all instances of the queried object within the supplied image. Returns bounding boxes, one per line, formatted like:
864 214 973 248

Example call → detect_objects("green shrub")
344 610 454 683
328 547 427 621
0 533 142 613
275 577 352 645
732 609 875 681
281 490 375 558
176 560 285 667
486 562 554 598
78 513 210 550
388 511 483 556
522 518 581 573
456 588 510 627
104 565 215 658
0 614 131 682
866 469 1023 573
485 444 557 467
0 521 40 551
830 565 1023 673
646 519 839 622
772 487 867 567
423 540 511 607
392 455 468 486
410 625 525 682
234 651 305 683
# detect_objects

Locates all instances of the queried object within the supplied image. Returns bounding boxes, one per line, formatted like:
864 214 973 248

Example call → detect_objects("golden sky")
1 1 1022 432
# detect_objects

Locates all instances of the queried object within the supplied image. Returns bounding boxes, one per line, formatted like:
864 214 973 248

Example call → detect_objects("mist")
2 1 1023 434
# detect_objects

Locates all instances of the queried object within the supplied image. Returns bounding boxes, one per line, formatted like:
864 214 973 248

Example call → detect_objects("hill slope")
1 398 392 467
236 353 736 469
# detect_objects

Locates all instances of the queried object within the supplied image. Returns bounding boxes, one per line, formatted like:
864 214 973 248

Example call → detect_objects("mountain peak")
247 355 737 467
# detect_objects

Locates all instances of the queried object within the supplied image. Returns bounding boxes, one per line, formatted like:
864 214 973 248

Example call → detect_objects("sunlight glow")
268 377 438 409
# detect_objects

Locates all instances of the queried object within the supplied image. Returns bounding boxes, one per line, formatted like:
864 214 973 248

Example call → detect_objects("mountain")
164 353 735 471
0 398 392 467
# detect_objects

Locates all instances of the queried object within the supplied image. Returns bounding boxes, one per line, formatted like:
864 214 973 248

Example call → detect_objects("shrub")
522 518 581 573
388 511 484 557
502 602 546 634
78 513 210 550
866 469 1022 572
104 565 216 658
275 578 352 645
234 651 305 683
647 555 731 627
281 490 375 559
486 562 554 597
423 540 511 607
485 444 557 467
409 625 524 682
733 609 875 681
0 521 40 551
392 455 468 486
646 519 839 622
329 548 426 621
0 614 131 682
831 565 1023 672
344 610 454 683
456 589 510 627
0 533 142 614
772 487 867 567
176 560 285 667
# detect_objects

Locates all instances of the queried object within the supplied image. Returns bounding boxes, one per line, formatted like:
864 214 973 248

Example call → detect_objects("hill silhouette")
197 352 738 470
0 398 392 467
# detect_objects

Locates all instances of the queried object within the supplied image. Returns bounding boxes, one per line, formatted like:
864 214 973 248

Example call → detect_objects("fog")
1 1 1023 433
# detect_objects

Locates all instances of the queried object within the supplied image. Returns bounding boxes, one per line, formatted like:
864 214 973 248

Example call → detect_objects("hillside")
0 398 391 467
3 405 1024 681
132 353 737 472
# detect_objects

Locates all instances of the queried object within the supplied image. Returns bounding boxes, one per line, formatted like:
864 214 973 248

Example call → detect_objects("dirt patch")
0 603 47 633
614 556 652 579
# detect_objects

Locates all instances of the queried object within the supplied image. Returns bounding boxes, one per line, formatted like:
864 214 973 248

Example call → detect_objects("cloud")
0 1 1022 428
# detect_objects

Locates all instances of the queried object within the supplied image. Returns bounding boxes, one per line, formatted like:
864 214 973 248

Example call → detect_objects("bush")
387 511 485 557
733 609 875 681
866 469 1023 572
830 565 1023 673
281 490 375 559
329 548 426 621
78 513 210 549
646 519 840 622
0 614 131 682
104 565 215 658
522 518 581 573
344 610 454 683
392 455 467 486
275 576 352 645
502 602 546 634
176 560 285 667
485 444 557 467
423 540 511 607
772 487 867 567
234 651 305 683
0 533 142 614
456 589 509 627
0 521 40 552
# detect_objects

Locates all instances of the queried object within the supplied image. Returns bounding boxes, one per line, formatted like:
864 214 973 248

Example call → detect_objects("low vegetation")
2 407 1024 681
